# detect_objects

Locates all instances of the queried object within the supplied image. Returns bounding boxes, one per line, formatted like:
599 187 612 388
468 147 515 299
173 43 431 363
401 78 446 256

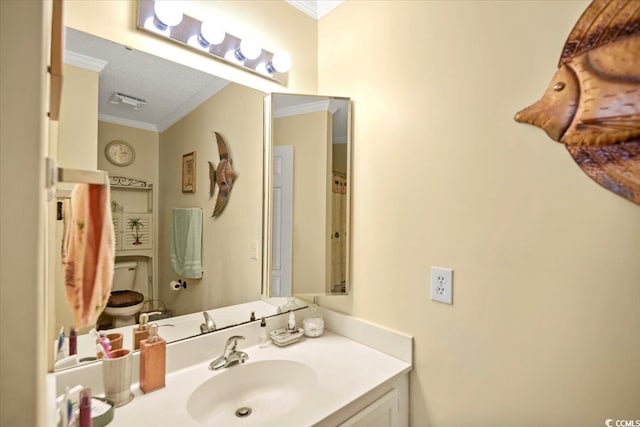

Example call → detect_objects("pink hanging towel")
63 183 115 329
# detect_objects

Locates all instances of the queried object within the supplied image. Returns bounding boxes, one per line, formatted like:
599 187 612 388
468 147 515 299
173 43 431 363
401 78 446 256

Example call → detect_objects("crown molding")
274 100 334 118
64 50 108 72
98 114 158 132
156 80 230 132
316 1 345 19
286 0 345 20
286 0 318 19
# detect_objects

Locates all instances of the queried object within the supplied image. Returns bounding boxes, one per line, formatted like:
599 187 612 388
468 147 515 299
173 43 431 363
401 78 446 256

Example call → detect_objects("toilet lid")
107 290 144 308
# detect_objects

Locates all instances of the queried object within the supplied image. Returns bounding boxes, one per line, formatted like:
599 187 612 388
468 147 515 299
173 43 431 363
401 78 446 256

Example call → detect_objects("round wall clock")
105 140 135 166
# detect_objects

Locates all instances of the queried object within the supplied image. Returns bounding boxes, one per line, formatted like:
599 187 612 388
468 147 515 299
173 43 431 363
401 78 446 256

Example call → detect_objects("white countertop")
110 331 411 426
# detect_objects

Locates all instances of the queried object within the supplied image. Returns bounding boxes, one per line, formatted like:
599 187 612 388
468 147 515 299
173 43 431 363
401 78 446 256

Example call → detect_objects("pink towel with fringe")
63 183 115 329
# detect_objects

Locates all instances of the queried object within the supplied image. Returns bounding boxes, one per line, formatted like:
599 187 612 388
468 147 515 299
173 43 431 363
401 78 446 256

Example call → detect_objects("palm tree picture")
127 217 144 245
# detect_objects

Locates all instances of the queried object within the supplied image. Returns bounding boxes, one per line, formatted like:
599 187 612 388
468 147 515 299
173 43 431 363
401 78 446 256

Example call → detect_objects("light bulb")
271 51 292 73
144 16 170 36
239 39 262 60
200 21 226 46
153 1 183 27
255 62 271 76
187 35 208 51
225 49 243 65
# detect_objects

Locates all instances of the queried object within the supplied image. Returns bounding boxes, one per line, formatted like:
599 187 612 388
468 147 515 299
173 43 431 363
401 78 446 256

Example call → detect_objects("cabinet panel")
121 213 152 250
339 389 399 427
112 212 153 251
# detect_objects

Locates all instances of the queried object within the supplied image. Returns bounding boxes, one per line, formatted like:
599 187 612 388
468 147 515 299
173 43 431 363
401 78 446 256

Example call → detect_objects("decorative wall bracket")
109 175 152 189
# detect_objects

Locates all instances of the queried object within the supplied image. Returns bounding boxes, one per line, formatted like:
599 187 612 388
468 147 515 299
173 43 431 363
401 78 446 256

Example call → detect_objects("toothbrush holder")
96 333 123 358
101 348 134 407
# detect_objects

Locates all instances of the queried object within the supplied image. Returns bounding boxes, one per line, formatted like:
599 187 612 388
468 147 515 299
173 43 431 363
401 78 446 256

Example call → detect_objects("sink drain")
235 407 252 418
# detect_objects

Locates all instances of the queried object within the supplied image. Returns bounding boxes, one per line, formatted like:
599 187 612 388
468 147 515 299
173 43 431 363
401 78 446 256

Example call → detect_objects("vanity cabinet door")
338 389 399 427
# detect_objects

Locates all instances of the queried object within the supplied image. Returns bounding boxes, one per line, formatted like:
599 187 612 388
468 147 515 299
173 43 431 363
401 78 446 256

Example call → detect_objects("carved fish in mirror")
208 132 237 217
514 0 640 205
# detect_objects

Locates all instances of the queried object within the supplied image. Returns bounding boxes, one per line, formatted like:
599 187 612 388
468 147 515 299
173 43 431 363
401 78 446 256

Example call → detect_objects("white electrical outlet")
431 267 453 304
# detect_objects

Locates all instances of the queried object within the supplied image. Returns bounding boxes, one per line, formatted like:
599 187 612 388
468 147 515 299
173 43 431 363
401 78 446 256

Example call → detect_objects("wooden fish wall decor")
208 132 237 217
514 0 640 205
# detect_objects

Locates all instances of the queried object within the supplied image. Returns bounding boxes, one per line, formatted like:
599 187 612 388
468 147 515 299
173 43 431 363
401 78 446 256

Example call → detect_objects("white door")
271 145 293 297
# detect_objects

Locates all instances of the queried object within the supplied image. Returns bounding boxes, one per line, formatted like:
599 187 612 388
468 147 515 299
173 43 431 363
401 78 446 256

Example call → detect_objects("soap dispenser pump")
287 311 297 332
139 323 166 394
259 317 269 347
133 311 160 350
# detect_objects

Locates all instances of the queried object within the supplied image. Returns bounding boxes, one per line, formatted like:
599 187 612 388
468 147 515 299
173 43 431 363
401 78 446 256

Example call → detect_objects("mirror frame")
263 93 352 299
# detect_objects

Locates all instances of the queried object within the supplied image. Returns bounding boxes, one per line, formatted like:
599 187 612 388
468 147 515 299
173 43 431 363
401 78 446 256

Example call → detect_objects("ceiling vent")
109 92 147 110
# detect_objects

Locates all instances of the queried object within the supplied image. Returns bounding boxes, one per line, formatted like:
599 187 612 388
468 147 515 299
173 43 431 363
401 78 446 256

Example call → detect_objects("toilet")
103 261 145 327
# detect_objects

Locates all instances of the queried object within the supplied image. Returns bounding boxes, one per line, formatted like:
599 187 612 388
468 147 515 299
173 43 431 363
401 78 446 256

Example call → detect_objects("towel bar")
46 157 110 200
58 167 109 186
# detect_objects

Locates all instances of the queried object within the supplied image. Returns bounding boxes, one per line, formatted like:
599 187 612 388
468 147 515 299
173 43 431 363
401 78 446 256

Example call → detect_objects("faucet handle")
226 335 245 350
200 311 216 333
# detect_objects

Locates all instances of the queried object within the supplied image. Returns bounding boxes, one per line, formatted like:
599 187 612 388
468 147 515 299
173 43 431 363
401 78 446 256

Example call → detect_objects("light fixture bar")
136 0 290 85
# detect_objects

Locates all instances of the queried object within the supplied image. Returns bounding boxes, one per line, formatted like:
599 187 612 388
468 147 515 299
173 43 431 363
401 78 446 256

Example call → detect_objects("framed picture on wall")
182 151 196 193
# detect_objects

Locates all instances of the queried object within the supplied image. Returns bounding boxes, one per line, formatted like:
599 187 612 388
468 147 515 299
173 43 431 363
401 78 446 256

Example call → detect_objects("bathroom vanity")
49 306 412 426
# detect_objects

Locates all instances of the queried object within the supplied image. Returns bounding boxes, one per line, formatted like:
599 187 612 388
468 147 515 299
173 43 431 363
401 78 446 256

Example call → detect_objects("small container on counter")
133 311 160 350
302 305 325 338
269 327 304 347
139 323 166 394
78 388 91 427
259 317 269 348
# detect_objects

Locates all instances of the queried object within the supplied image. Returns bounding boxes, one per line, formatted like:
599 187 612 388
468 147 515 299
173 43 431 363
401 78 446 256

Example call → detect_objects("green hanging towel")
170 208 203 279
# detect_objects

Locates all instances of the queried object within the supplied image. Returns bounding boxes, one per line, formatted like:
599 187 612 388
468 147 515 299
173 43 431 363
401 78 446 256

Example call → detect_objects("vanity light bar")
136 0 290 85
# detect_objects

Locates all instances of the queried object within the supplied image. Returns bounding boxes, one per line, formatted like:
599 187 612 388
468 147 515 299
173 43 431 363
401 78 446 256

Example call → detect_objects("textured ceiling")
65 28 229 132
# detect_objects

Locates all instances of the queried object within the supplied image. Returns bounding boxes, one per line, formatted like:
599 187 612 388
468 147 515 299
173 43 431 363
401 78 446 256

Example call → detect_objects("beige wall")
58 64 99 170
98 121 160 308
0 1 49 426
333 143 347 175
158 83 265 314
98 122 159 185
64 0 317 95
51 66 102 334
317 1 640 426
275 111 332 294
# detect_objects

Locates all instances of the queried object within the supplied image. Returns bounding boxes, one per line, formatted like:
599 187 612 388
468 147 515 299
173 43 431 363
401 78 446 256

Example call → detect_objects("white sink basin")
186 360 318 425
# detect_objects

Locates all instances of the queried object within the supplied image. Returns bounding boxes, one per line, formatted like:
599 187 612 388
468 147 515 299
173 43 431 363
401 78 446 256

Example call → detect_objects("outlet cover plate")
431 267 453 304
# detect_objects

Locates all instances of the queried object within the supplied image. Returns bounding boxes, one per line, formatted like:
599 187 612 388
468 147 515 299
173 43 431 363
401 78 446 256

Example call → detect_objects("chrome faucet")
209 336 249 370
200 311 216 334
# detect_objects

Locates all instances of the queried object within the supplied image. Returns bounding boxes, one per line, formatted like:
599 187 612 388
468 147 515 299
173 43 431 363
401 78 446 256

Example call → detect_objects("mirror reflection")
54 28 287 370
267 94 351 298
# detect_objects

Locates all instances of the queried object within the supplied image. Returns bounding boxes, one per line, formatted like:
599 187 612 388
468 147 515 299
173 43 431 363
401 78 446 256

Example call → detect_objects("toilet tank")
112 261 138 292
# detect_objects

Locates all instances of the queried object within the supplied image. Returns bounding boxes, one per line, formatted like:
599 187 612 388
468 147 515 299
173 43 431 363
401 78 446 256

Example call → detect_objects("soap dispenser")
139 323 166 394
133 311 160 350
287 311 297 332
259 317 269 347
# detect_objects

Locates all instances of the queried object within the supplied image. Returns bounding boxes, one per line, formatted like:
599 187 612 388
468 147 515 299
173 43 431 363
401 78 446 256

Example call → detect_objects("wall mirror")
264 94 351 299
51 28 310 371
